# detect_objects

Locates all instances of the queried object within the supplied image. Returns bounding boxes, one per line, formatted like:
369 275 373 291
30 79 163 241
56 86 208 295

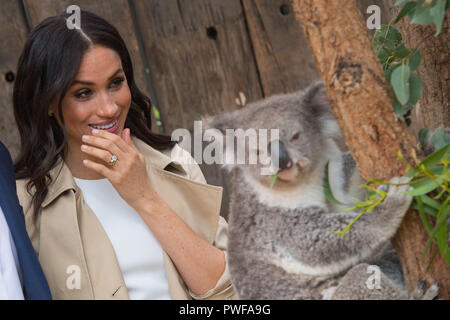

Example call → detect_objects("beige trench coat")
16 136 236 300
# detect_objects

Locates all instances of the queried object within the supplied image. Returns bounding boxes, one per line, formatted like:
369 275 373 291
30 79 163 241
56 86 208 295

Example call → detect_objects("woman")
13 10 235 300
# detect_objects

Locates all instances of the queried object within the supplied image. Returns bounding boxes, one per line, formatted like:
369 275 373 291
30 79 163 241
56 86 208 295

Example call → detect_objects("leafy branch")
373 0 449 118
325 139 450 266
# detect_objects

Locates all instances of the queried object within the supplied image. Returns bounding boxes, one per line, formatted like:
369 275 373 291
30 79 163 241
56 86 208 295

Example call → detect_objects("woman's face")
57 45 131 157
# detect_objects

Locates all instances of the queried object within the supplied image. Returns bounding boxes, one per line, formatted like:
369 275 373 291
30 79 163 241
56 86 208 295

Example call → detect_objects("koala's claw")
377 176 413 216
411 282 439 300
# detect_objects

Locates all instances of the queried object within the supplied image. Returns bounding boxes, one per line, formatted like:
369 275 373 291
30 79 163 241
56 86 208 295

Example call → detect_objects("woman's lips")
89 119 120 133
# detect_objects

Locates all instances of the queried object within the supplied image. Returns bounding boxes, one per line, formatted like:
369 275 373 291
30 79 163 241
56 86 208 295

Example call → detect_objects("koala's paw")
377 176 413 218
410 281 439 300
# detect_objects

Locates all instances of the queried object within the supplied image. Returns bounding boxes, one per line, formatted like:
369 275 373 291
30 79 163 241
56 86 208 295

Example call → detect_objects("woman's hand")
81 128 158 209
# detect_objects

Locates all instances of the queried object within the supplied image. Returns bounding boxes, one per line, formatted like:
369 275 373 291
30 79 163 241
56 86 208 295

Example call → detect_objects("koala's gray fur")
202 81 437 300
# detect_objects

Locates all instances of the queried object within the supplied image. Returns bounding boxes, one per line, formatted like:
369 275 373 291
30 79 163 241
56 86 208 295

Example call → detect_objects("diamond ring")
109 155 118 166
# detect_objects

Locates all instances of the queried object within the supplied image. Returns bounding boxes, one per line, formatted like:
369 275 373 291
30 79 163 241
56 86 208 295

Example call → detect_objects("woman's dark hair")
13 10 175 217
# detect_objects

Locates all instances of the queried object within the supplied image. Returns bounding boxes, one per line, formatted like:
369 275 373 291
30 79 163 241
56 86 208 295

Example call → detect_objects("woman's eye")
110 77 124 88
75 89 91 99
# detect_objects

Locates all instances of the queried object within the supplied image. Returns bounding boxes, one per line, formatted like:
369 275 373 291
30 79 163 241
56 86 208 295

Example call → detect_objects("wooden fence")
0 0 394 218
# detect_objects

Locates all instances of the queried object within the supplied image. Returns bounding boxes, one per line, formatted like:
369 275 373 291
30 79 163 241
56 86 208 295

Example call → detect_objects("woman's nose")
96 93 119 117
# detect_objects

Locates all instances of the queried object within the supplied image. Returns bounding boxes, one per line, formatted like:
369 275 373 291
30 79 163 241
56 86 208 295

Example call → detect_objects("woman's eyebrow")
71 68 124 86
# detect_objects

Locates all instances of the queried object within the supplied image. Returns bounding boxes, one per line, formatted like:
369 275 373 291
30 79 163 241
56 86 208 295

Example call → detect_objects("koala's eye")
291 132 300 141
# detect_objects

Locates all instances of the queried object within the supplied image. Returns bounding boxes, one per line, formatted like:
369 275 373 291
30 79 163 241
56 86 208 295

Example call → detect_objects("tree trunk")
292 0 449 298
397 10 450 130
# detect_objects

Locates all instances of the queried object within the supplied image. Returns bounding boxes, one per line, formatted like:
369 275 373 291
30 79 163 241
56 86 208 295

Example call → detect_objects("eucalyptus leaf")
411 4 435 24
412 200 438 217
393 98 405 116
405 176 443 196
323 161 346 205
395 48 411 59
420 195 442 212
409 50 422 70
418 143 450 168
415 197 434 233
270 172 278 189
430 0 446 35
391 64 411 105
395 0 413 6
430 127 450 149
408 73 423 106
424 198 450 264
418 127 430 150
395 2 418 23
436 199 449 264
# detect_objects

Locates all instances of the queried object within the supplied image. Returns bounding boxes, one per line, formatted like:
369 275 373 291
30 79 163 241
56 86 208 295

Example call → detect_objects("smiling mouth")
89 119 119 130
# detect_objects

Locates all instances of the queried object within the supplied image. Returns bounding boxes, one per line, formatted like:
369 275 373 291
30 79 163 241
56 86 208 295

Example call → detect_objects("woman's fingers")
82 134 123 157
81 144 114 165
82 159 114 178
91 129 132 153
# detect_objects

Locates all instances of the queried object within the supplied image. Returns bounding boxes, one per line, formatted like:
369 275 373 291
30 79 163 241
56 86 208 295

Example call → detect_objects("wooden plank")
132 0 263 134
242 0 320 96
24 0 157 130
0 0 29 159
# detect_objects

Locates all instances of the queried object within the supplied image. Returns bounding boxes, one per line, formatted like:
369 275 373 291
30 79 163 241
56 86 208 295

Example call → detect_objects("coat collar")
42 136 186 208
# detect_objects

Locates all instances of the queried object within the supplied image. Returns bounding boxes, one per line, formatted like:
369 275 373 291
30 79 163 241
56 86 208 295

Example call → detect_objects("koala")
202 81 438 300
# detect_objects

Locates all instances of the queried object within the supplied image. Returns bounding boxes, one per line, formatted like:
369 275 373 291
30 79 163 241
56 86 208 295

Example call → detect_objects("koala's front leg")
276 177 412 277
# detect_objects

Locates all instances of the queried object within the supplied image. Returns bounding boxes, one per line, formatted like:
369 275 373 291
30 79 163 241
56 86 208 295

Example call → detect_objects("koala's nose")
268 140 293 171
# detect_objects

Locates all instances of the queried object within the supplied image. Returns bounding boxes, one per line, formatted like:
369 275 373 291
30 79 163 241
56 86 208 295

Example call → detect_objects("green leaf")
395 47 411 59
430 127 450 149
412 201 439 217
409 50 422 71
393 97 406 116
270 172 278 189
430 0 447 35
152 105 160 119
420 194 443 211
394 2 418 23
411 4 435 24
423 197 450 264
395 0 413 6
418 128 430 150
408 73 423 106
435 199 450 264
418 143 450 168
405 176 443 196
323 161 346 205
415 197 434 233
391 64 411 105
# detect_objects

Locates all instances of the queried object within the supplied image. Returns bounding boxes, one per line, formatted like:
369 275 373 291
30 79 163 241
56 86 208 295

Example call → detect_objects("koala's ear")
302 80 333 117
202 111 238 135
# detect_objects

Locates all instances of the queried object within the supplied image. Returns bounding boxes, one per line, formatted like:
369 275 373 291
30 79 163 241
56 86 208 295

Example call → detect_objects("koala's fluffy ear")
303 80 345 146
202 111 239 135
302 80 333 117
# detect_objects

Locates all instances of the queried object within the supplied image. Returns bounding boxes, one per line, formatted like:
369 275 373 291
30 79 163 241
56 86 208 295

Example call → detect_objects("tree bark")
292 0 449 298
397 10 450 130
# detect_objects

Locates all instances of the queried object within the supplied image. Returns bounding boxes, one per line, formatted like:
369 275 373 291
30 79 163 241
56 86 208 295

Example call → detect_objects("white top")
0 204 25 300
73 177 171 300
